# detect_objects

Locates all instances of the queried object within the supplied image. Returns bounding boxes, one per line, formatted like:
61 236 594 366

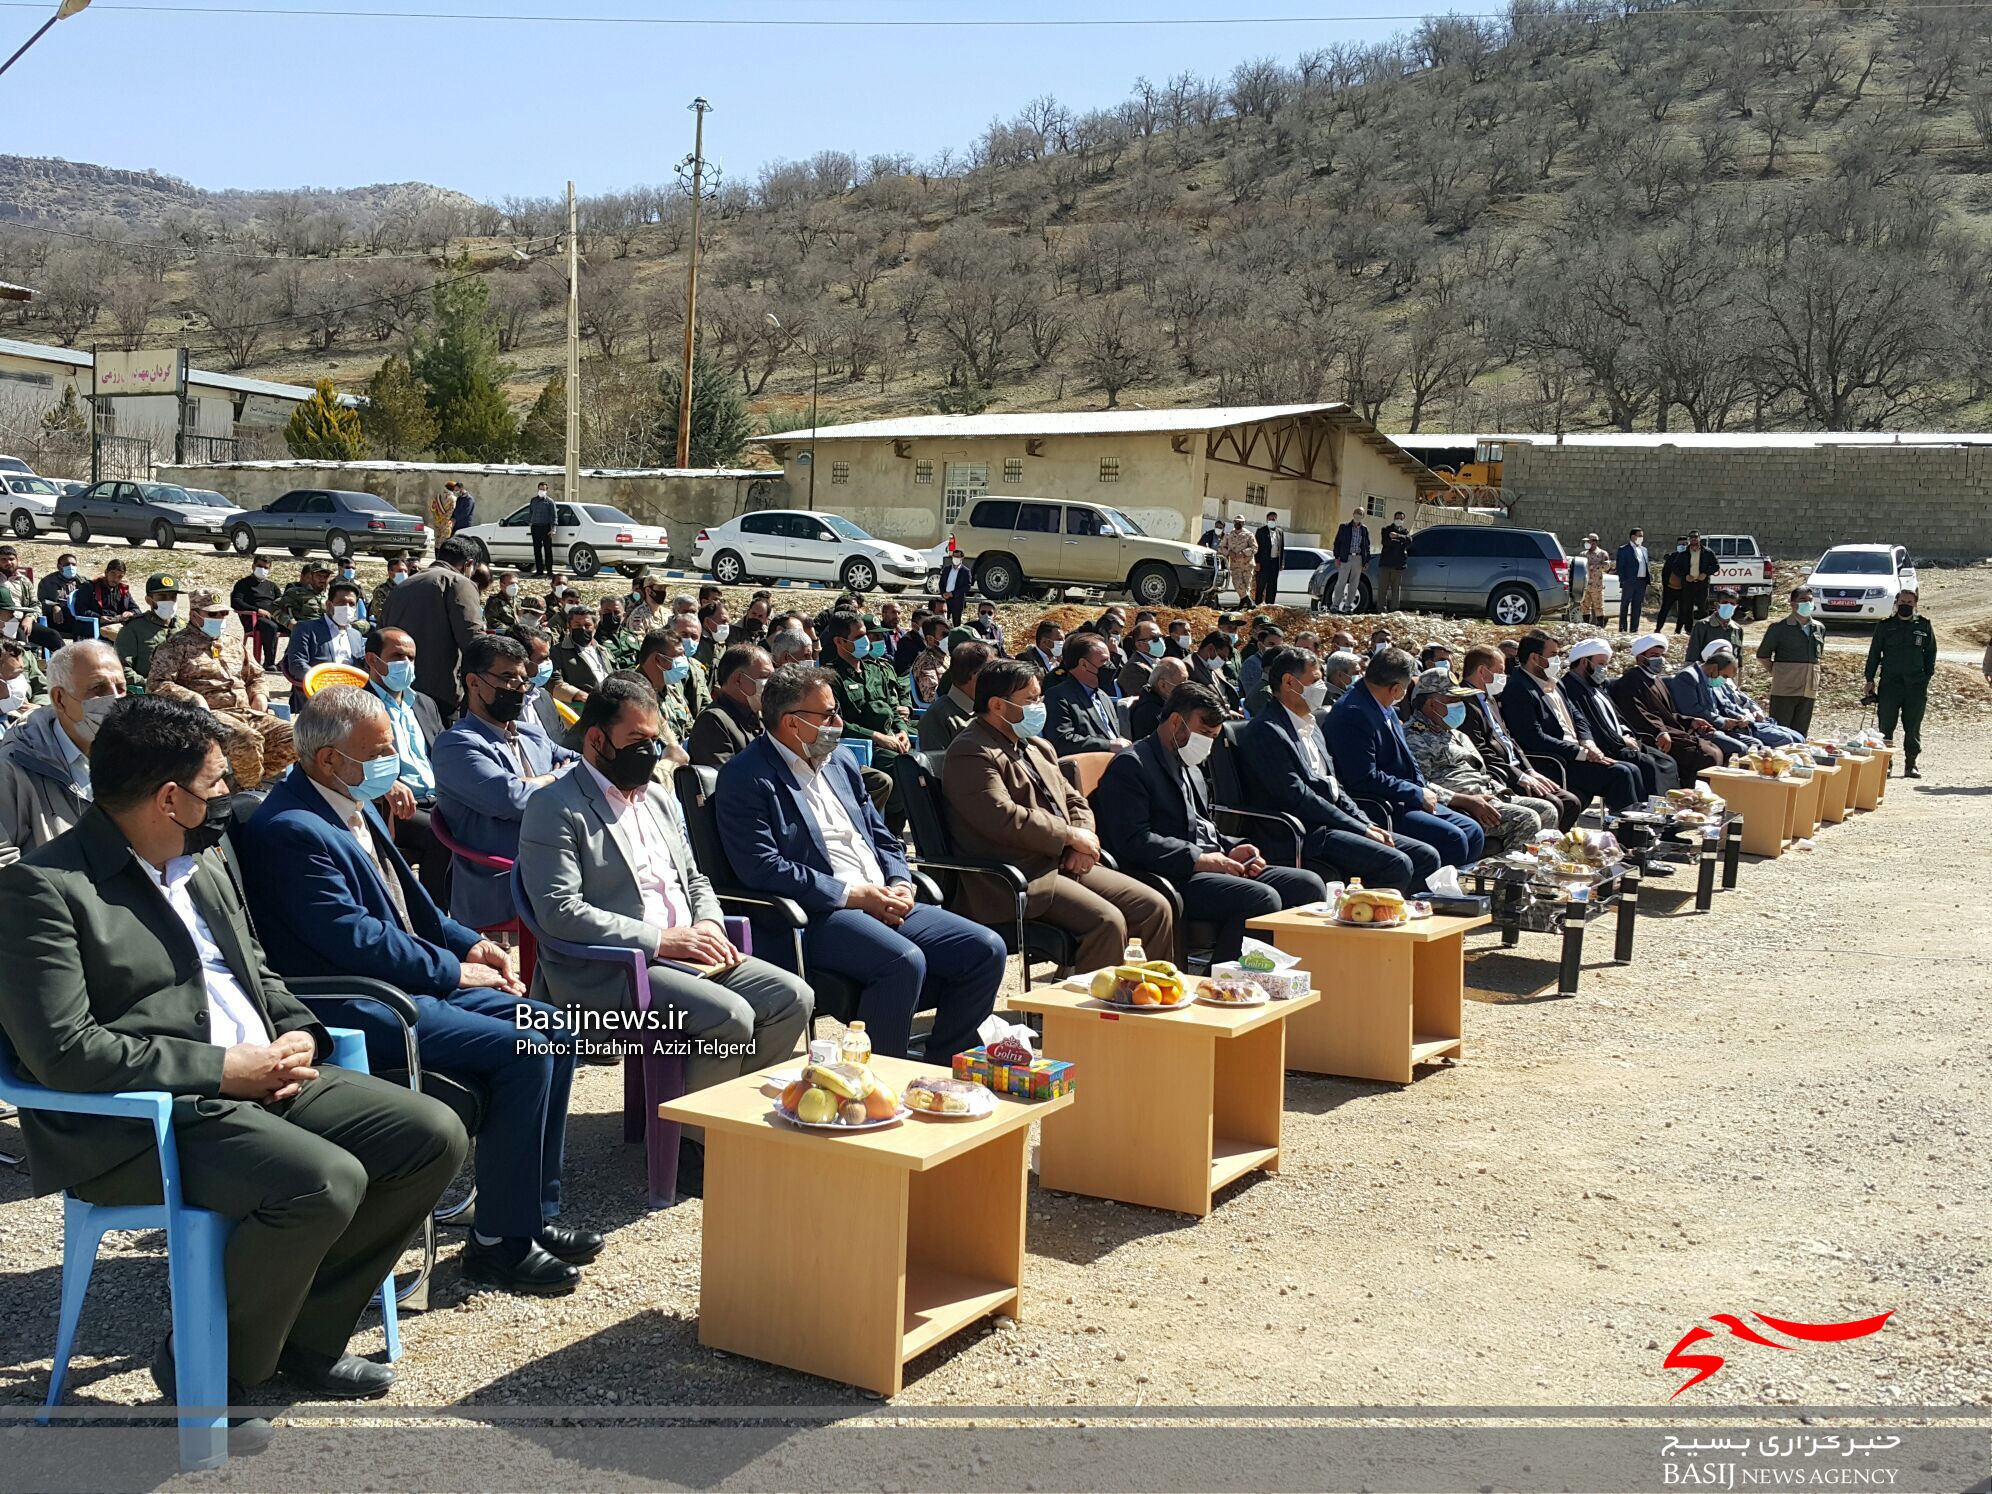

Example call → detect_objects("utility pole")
564 180 581 510
675 96 712 470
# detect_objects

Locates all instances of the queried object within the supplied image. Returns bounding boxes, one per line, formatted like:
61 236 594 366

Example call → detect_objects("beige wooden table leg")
1870 747 1892 804
1035 1011 1219 1217
1815 763 1851 824
1851 754 1885 811
1286 932 1415 1083
1210 1019 1284 1192
1410 932 1467 1066
698 1129 909 1395
906 1127 1028 1343
1791 772 1822 837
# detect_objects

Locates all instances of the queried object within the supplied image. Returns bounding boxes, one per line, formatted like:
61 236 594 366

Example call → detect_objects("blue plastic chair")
839 738 874 769
0 1026 399 1470
63 587 100 641
509 862 749 1210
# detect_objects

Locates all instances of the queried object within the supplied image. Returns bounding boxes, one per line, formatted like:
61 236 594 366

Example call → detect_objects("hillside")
5 1 1992 466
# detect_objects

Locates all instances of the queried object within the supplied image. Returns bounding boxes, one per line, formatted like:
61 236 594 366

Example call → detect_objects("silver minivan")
1310 524 1581 624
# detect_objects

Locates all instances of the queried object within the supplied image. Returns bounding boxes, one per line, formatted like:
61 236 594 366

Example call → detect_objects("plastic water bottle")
838 1020 872 1070
1123 938 1146 965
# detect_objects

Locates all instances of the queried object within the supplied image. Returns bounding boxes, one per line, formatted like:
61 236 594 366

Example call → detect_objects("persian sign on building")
92 347 188 398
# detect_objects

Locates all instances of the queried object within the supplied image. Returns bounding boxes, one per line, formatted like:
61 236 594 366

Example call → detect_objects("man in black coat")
1500 633 1643 812
378 537 485 720
1561 637 1681 799
1253 510 1286 606
1099 682 1323 963
1457 645 1582 831
1043 634 1130 756
938 554 974 625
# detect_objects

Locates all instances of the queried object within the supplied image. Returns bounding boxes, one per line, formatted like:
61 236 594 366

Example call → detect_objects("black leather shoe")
535 1224 604 1265
277 1344 395 1400
150 1335 275 1456
675 1138 705 1199
460 1237 580 1296
1642 860 1676 878
1903 765 1921 779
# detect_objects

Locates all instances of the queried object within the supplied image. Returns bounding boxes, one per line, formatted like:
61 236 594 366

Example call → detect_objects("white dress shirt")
328 625 363 665
773 737 883 905
311 777 412 930
1285 704 1336 787
139 853 271 1048
584 761 693 931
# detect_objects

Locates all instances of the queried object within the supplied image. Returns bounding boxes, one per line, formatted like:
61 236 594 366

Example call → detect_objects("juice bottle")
838 1020 872 1071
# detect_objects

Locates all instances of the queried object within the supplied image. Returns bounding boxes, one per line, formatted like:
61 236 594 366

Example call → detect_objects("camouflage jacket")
274 583 326 630
147 625 264 713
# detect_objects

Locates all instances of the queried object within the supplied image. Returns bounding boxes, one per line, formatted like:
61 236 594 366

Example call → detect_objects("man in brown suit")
1610 634 1725 782
379 536 485 719
942 657 1172 973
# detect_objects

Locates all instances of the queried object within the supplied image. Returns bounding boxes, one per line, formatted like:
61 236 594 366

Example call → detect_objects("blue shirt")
370 680 435 800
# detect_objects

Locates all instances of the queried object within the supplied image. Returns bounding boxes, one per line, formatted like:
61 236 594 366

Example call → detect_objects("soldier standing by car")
1755 586 1826 738
1377 510 1412 613
1219 519 1256 604
1864 587 1937 779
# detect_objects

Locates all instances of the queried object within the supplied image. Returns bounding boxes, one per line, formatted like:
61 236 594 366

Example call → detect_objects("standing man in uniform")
1377 510 1412 613
1687 586 1746 675
1253 509 1285 606
526 482 557 579
1330 507 1370 614
1219 518 1256 606
1755 586 1826 739
1864 587 1937 779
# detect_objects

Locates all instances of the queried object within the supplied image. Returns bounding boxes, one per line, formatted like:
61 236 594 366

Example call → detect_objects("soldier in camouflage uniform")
146 590 295 789
485 568 521 631
596 596 638 670
274 561 331 630
369 551 412 621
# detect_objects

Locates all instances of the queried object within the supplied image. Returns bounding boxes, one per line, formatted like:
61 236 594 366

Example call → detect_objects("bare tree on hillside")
488 273 538 353
1401 306 1485 433
1752 241 1942 429
1072 297 1160 408
922 228 1035 386
190 262 274 370
37 251 109 346
105 274 163 352
579 259 638 358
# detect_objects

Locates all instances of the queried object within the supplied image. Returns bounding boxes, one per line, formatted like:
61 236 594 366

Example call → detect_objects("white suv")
1806 544 1917 623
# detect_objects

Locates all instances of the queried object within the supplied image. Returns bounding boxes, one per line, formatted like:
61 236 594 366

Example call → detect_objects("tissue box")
1211 960 1311 1001
953 1048 1076 1103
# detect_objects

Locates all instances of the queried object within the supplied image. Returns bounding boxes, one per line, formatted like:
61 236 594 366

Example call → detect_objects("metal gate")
93 433 153 481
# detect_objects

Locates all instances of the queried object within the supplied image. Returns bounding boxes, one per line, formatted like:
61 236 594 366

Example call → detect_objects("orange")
863 1081 900 1121
781 1078 810 1113
1132 982 1160 1006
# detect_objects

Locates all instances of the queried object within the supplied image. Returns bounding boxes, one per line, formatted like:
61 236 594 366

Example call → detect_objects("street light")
767 312 819 510
0 0 91 82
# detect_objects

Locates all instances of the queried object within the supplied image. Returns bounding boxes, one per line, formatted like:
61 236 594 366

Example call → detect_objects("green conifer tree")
360 354 439 459
284 378 366 460
410 256 519 460
655 350 753 468
518 372 572 464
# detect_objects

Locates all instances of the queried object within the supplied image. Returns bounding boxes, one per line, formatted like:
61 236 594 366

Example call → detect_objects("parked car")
1310 523 1579 625
54 480 88 499
694 509 928 593
1604 533 1775 620
223 488 428 561
1804 543 1917 623
3 473 64 538
0 454 36 478
1264 545 1327 608
951 497 1225 606
455 500 668 579
56 479 243 551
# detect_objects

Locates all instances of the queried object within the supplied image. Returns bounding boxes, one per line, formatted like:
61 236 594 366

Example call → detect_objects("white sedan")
454 499 670 579
696 509 929 593
3 474 64 539
1806 543 1917 623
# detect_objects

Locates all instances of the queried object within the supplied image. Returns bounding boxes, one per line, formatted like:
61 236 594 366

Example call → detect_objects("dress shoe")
675 1138 705 1199
277 1344 395 1400
460 1236 580 1296
535 1223 604 1265
1642 860 1675 878
150 1335 275 1456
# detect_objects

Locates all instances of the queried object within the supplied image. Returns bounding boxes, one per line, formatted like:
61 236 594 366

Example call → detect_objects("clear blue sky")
1 1 1419 201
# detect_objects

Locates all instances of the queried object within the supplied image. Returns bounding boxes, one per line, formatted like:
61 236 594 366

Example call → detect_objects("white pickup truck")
1604 534 1776 620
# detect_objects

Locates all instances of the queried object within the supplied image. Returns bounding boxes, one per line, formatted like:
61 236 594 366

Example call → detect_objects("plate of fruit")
1084 960 1196 1011
903 1076 997 1119
773 1061 907 1132
1337 888 1409 928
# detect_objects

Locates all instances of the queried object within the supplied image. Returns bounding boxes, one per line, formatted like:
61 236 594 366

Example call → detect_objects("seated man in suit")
360 625 450 906
1237 647 1441 892
1128 656 1188 741
1667 640 1753 760
432 634 579 932
239 687 594 1297
1559 637 1681 800
917 640 993 753
1703 641 1805 748
0 696 466 1439
552 601 612 698
1455 646 1582 831
280 579 368 705
1043 633 1130 757
518 674 812 1195
1099 681 1324 964
1502 633 1646 811
1188 629 1241 713
1021 619 1064 675
1610 634 1725 782
1117 619 1165 697
1323 647 1487 870
943 657 1173 973
687 642 774 769
718 664 1004 1060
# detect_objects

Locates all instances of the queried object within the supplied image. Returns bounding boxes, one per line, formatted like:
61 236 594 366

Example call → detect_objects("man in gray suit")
516 673 812 1196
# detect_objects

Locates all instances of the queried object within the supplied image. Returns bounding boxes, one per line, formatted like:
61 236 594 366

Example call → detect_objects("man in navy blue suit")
279 578 368 706
716 662 1004 1060
237 685 596 1299
1322 646 1488 870
1615 527 1651 633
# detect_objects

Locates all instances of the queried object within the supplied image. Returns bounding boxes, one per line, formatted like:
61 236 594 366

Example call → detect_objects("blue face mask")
1717 603 1735 620
200 615 226 638
339 748 402 802
380 659 415 695
663 661 691 685
1146 638 1166 658
849 637 874 661
1011 700 1048 740
1443 702 1467 729
61 565 76 580
531 661 554 688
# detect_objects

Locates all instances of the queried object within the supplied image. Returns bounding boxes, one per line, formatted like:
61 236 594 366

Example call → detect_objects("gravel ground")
2 714 1986 1434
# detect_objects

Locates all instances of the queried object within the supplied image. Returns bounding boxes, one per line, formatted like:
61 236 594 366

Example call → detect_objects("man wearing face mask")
1319 649 1364 706
694 601 731 672
1500 634 1644 813
1610 634 1725 781
1864 587 1937 778
1455 646 1582 831
362 626 450 904
635 628 707 744
37 551 86 639
820 610 912 811
0 641 125 864
1189 628 1241 713
943 658 1173 972
148 592 296 790
1044 634 1132 757
688 643 774 769
526 481 556 577
1560 638 1682 801
918 640 994 752
368 553 411 622
1119 619 1167 696
1404 668 1557 854
381 537 486 721
596 598 637 670
552 602 610 697
112 573 183 693
485 569 521 632
1688 587 1746 672
432 634 579 932
0 696 469 1441
1129 655 1189 740
239 686 591 1298
231 557 283 667
280 580 368 705
1101 681 1325 964
1667 641 1754 761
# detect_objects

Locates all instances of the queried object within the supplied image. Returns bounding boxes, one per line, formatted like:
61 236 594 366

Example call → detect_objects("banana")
804 1062 874 1101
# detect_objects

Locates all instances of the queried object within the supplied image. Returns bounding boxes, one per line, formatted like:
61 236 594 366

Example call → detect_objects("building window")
914 460 934 484
1099 457 1120 483
830 461 849 485
1246 482 1267 504
1003 457 1023 484
1367 494 1386 517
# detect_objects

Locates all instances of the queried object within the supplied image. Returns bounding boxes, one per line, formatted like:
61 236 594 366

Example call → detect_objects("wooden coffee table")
1009 978 1320 1218
1246 907 1490 1078
1699 768 1800 858
1847 751 1888 811
659 1054 1073 1396
1812 759 1853 824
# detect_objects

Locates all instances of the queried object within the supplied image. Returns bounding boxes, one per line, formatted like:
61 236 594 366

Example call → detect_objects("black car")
224 488 430 561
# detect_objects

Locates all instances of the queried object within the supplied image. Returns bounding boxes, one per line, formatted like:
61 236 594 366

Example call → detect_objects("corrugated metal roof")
0 280 34 302
0 336 352 404
178 458 768 479
1392 430 1992 451
754 403 1350 443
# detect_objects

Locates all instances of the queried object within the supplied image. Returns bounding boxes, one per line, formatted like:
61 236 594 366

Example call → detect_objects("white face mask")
252 566 270 580
1546 656 1568 681
712 624 730 645
1179 729 1216 768
332 605 357 627
503 584 519 598
153 600 177 623
0 618 15 639
1487 674 1507 697
1300 680 1328 709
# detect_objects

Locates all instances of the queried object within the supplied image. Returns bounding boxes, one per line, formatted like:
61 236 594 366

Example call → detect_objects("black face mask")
595 734 662 791
482 679 528 723
171 785 233 857
1896 605 1915 619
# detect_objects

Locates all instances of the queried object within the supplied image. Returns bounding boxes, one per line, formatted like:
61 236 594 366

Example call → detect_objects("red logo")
1663 1310 1893 1398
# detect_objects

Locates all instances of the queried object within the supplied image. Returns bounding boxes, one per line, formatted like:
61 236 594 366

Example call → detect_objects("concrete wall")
157 460 788 562
1505 441 1992 561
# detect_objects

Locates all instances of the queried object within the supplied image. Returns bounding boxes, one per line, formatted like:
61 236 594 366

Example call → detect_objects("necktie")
360 816 413 932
